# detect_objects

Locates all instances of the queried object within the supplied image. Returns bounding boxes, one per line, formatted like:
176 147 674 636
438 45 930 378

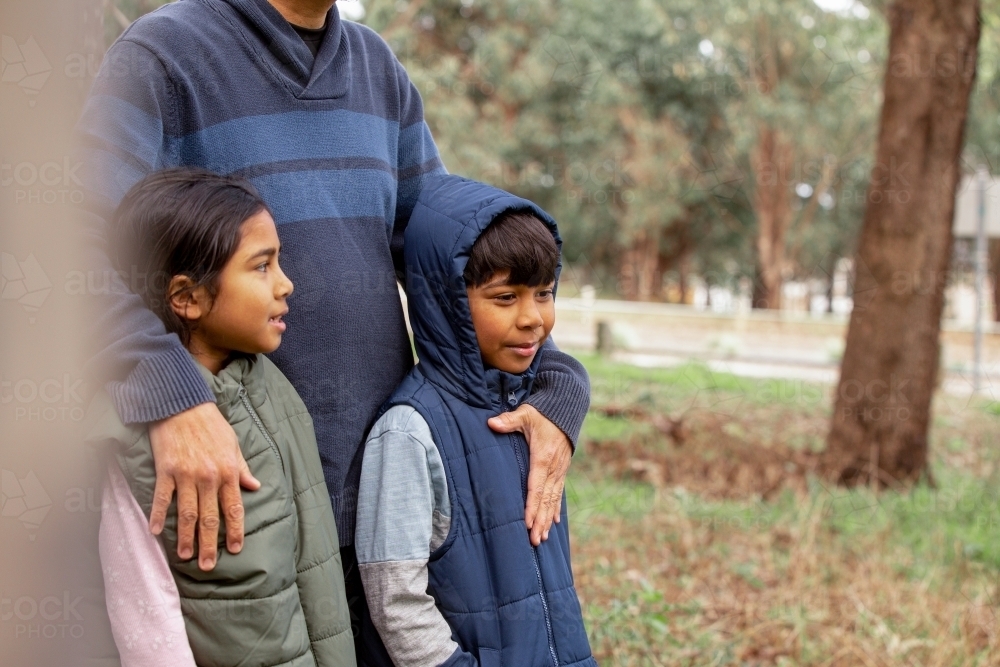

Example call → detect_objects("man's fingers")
553 484 564 524
220 478 245 554
149 474 175 535
525 461 551 546
487 410 528 434
542 472 566 531
541 473 561 520
532 473 560 545
496 403 571 546
197 478 221 571
221 455 254 554
551 453 570 525
238 461 261 491
147 403 253 566
176 482 198 560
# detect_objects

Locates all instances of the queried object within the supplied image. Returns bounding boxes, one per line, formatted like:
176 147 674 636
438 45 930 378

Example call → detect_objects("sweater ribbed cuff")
526 369 591 449
107 346 215 424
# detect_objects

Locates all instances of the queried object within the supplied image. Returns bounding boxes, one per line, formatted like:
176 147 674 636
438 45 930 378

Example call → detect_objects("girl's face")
173 210 293 374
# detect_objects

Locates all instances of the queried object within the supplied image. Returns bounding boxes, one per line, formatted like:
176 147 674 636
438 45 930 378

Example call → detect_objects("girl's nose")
276 266 294 298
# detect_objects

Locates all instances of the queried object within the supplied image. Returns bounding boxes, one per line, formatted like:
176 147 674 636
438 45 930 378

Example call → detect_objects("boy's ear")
167 275 210 322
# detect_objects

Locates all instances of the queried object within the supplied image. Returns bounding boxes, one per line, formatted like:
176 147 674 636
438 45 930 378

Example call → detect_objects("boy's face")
467 272 555 374
178 210 294 373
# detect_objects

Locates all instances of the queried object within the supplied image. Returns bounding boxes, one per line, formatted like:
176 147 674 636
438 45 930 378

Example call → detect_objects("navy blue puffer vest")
381 175 596 667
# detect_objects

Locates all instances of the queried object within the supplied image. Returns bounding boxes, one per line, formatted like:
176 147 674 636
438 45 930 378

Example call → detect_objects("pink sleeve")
99 460 196 667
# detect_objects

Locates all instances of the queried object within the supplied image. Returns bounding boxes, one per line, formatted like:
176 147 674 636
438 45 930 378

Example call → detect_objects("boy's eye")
256 262 268 272
494 293 516 303
537 289 554 299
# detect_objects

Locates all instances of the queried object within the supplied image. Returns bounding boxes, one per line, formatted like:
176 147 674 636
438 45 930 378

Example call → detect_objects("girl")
88 168 356 667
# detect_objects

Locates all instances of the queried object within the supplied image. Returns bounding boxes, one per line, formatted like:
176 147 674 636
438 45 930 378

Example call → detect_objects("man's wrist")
108 347 214 424
525 369 591 450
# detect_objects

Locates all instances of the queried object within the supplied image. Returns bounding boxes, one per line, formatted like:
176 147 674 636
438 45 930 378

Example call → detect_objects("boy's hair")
463 210 559 288
110 167 269 345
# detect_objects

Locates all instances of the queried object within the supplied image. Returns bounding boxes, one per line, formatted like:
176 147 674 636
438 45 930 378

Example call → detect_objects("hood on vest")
403 175 562 411
221 0 349 98
196 353 267 410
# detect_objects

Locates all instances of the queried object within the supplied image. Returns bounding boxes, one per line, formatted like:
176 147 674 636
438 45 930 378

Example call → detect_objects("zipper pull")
507 390 517 407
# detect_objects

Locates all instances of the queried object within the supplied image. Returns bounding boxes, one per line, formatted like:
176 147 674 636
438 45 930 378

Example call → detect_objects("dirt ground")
586 408 821 501
569 391 1000 666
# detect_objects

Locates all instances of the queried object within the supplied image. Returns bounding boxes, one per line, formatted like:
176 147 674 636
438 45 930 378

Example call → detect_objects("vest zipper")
504 394 560 667
237 383 283 469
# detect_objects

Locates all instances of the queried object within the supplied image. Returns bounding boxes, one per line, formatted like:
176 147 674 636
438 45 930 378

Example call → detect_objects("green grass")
581 353 834 414
568 466 1000 571
579 354 1000 564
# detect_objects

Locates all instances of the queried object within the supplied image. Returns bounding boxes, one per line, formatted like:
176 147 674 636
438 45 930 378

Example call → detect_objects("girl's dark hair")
464 210 559 288
110 167 269 345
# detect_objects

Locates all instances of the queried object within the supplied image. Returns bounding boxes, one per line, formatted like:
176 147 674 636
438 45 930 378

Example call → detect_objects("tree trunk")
677 248 692 305
824 0 980 487
657 217 693 304
824 253 838 314
751 124 793 309
990 239 1000 321
618 230 661 301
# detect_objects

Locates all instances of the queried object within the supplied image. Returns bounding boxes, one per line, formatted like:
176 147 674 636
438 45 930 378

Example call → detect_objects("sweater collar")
221 0 348 99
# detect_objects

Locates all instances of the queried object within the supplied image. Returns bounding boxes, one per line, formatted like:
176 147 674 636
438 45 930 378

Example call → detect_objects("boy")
355 175 597 667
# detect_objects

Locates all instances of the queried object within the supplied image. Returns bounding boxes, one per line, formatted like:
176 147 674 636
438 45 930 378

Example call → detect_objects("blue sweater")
78 0 590 544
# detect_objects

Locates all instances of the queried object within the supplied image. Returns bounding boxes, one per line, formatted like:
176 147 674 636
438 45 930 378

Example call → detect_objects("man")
79 0 589 662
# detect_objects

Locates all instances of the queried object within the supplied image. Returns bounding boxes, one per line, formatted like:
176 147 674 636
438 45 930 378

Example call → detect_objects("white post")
973 166 987 394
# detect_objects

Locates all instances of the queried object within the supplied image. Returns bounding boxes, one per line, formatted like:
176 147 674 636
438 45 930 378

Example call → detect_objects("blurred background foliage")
104 0 1000 304
97 4 1000 663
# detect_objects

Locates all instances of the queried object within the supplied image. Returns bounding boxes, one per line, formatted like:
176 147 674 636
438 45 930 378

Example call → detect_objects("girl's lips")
269 315 286 332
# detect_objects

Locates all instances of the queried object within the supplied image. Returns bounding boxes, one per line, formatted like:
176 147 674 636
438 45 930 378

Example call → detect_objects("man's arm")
80 39 255 568
380 50 590 546
79 39 212 418
356 406 476 667
488 339 590 546
388 56 447 282
526 339 592 446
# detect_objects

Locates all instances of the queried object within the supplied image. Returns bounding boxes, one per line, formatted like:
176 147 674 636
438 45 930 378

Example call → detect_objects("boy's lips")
507 341 539 357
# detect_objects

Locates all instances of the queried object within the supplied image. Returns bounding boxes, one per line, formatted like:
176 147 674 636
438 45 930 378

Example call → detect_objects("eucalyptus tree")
825 0 981 486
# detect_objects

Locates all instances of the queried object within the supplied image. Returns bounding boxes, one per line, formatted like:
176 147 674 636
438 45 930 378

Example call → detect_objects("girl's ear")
167 275 210 322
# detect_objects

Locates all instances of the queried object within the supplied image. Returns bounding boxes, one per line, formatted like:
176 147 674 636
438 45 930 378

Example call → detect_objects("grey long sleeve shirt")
355 405 457 667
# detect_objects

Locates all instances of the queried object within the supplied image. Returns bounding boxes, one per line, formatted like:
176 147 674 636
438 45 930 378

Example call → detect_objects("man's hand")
148 402 260 571
488 404 572 547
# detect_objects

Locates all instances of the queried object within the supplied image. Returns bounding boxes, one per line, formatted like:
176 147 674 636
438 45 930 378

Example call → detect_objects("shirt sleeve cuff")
107 346 214 424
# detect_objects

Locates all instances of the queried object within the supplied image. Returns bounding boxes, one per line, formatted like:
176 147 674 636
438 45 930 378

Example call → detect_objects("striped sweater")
77 0 590 544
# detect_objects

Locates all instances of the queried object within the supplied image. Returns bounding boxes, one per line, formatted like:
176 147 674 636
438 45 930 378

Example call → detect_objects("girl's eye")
256 263 268 272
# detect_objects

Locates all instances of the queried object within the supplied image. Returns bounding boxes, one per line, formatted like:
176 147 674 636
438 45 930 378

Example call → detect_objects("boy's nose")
518 302 543 329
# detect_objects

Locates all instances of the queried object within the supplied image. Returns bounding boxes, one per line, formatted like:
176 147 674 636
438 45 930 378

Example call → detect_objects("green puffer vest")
87 355 356 667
